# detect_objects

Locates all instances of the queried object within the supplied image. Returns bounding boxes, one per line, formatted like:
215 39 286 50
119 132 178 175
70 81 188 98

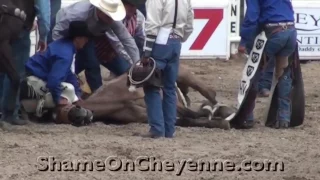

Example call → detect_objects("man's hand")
238 45 247 54
37 41 47 52
58 98 69 106
141 56 150 66
73 98 83 106
31 20 38 31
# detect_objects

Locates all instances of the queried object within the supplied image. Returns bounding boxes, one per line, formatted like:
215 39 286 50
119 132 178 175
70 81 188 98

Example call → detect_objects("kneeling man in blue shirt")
20 21 93 125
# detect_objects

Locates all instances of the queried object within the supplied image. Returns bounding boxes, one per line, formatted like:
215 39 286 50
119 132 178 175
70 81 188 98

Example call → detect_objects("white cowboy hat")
89 0 126 21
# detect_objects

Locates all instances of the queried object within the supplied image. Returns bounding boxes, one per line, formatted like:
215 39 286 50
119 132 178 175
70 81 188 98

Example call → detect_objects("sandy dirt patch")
0 59 319 180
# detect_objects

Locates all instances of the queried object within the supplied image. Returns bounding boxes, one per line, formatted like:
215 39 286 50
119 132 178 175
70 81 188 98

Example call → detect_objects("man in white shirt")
140 0 194 138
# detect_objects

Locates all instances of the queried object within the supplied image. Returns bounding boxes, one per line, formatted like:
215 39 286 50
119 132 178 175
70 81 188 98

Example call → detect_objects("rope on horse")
35 26 39 54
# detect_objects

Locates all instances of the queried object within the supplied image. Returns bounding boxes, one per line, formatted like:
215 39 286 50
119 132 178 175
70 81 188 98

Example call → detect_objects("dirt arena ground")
0 58 319 180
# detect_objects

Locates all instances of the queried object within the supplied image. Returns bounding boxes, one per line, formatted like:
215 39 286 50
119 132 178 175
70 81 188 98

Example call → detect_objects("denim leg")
75 40 102 92
144 39 181 137
143 39 180 137
143 56 167 137
144 86 165 136
276 68 292 122
2 30 31 118
48 0 61 43
258 57 275 91
0 73 4 111
102 56 131 76
162 42 181 137
264 28 297 123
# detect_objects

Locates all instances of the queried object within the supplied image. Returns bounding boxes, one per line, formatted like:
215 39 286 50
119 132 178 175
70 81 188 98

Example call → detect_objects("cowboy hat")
68 21 93 39
122 0 146 6
89 0 126 21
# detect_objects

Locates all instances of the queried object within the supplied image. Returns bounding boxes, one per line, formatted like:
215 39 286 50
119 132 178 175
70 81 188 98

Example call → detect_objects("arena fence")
29 0 319 60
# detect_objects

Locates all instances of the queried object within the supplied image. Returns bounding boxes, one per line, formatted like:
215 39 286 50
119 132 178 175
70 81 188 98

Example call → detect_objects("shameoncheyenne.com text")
37 156 284 175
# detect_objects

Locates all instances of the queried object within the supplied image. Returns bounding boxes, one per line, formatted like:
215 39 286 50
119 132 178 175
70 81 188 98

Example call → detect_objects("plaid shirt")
94 14 138 64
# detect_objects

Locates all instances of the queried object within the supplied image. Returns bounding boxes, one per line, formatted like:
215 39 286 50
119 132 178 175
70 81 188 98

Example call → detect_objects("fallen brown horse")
77 65 235 130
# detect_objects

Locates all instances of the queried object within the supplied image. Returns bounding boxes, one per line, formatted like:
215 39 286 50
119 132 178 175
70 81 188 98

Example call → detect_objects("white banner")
293 1 320 60
180 0 230 59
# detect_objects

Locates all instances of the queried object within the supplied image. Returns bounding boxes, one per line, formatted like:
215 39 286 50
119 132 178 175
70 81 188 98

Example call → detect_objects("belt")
265 22 295 28
264 22 295 35
169 33 181 39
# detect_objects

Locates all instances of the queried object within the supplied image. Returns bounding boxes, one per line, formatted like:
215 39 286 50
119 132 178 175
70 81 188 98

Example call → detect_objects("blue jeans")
0 73 4 111
258 57 275 92
48 0 61 43
75 40 102 93
1 30 31 118
247 27 297 123
75 40 131 92
101 56 130 76
143 38 182 137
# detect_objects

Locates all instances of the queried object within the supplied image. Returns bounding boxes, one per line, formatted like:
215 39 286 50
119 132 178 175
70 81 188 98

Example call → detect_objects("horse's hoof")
208 120 230 130
214 106 236 119
219 120 231 130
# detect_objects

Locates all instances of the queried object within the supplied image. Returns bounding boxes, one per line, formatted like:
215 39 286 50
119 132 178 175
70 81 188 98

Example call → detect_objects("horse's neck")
11 0 35 30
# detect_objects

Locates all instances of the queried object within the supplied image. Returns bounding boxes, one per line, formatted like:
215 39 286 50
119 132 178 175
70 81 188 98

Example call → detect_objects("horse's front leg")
177 65 217 105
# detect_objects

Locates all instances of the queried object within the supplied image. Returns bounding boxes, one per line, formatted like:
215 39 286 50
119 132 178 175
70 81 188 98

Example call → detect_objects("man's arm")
65 72 82 98
239 0 260 47
52 2 90 40
108 21 140 63
46 53 73 105
134 11 146 55
142 0 163 58
34 0 51 42
182 0 194 42
52 8 70 41
105 30 133 63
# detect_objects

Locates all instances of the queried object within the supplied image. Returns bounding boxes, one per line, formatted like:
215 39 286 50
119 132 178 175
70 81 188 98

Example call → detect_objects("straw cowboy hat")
89 0 126 21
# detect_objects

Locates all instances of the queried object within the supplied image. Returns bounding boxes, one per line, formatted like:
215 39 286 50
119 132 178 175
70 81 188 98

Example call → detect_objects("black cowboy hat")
122 0 146 6
68 21 93 39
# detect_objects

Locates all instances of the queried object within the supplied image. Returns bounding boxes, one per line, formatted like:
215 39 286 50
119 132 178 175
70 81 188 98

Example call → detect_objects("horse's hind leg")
176 117 230 130
177 82 191 107
177 65 217 104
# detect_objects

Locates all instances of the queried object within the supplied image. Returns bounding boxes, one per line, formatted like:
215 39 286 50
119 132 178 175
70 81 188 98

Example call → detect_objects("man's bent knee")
60 82 79 103
275 56 289 79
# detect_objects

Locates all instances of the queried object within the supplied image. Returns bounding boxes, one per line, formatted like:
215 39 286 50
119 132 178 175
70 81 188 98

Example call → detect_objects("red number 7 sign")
190 9 224 50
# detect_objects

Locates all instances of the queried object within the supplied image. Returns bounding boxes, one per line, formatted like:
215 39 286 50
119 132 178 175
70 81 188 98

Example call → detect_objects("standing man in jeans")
238 0 297 129
140 0 194 138
48 0 62 43
0 0 50 125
